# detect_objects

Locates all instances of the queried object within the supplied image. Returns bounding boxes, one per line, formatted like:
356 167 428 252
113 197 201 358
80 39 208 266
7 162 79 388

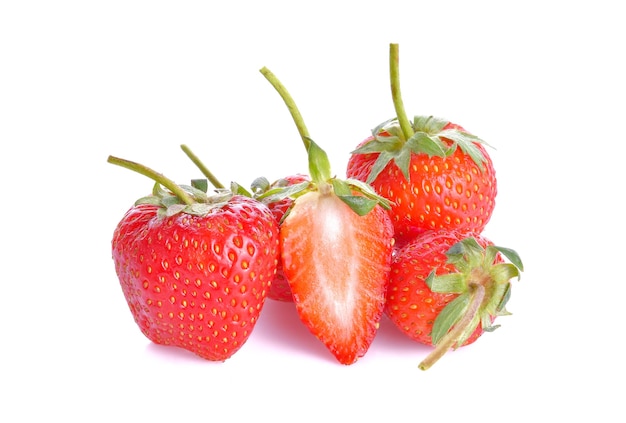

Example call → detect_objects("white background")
2 1 624 421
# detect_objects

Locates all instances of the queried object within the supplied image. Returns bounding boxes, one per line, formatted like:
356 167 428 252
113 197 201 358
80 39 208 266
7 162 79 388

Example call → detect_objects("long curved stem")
107 155 195 205
260 66 311 151
389 43 414 141
180 144 225 189
419 283 486 371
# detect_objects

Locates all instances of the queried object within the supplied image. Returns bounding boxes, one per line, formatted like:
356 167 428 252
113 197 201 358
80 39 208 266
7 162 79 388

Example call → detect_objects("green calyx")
353 43 491 185
260 66 390 217
353 116 491 184
419 236 524 371
107 155 234 218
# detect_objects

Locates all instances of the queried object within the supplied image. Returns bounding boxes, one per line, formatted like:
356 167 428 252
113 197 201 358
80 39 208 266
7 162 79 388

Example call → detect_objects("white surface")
2 1 623 421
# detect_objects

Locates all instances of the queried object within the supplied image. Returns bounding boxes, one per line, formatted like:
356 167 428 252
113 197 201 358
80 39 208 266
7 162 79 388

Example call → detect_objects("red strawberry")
256 173 310 302
109 155 280 361
346 44 497 245
260 66 395 364
179 144 309 302
385 230 523 370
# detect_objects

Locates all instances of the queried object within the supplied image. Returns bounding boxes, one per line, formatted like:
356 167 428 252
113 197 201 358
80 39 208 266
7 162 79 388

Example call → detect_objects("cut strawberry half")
281 189 393 364
260 66 395 364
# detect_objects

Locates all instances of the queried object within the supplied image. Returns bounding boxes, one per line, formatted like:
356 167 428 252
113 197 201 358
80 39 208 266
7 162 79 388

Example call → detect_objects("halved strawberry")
281 184 394 364
260 66 395 364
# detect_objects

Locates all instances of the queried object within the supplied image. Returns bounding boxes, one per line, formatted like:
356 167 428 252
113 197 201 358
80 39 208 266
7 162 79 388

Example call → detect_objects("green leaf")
490 263 522 284
165 203 186 217
229 181 252 197
250 176 271 195
431 292 470 345
366 150 397 184
376 120 405 140
438 129 489 171
413 115 448 134
152 182 169 198
161 194 183 208
351 136 402 155
491 245 524 272
427 273 467 293
495 282 512 314
335 190 378 216
481 310 501 332
392 147 412 182
135 195 162 206
307 139 332 183
371 117 398 136
405 132 447 157
331 178 381 215
256 180 310 204
330 179 352 197
344 178 392 210
191 179 208 193
178 184 209 202
446 236 485 269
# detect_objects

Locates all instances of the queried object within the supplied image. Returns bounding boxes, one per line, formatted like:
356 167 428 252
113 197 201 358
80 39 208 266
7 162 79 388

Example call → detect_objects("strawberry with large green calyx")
108 155 280 361
260 66 395 365
346 43 497 245
385 230 523 370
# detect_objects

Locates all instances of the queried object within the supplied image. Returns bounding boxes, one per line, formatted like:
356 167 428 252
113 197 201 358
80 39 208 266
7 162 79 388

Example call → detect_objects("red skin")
111 196 280 361
385 230 502 346
266 174 309 302
346 123 497 246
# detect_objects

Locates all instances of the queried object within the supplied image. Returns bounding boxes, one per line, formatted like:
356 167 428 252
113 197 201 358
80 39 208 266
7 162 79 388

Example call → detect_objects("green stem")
418 283 485 371
107 155 195 205
260 66 311 151
180 144 225 189
389 43 414 141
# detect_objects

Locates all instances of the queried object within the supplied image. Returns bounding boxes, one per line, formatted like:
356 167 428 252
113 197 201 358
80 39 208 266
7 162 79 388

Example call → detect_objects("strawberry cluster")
109 43 523 370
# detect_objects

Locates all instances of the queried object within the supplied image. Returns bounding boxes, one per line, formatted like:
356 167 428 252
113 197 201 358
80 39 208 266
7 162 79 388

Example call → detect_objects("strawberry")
108 155 280 361
260 66 395 365
180 144 309 302
346 44 497 245
252 173 310 302
385 230 523 370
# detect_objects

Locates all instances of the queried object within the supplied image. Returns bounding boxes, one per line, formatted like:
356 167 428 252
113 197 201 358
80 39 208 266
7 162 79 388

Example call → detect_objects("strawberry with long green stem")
260 66 395 365
108 154 280 361
347 43 497 246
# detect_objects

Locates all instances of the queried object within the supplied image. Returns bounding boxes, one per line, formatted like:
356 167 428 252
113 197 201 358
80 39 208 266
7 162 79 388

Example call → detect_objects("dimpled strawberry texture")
346 123 497 246
386 230 502 346
111 197 280 361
